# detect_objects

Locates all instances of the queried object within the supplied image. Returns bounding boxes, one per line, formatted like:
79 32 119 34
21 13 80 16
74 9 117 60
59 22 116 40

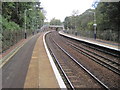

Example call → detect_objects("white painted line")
59 31 120 51
43 31 67 89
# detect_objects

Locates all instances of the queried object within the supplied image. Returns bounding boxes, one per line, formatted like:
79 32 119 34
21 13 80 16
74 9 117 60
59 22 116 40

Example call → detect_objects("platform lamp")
24 8 32 39
89 11 97 39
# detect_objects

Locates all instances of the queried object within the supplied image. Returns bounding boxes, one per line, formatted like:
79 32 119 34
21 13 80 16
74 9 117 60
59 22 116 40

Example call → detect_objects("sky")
40 0 95 22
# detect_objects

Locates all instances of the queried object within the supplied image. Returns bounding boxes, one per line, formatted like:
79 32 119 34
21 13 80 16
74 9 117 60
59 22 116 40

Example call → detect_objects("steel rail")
45 35 75 89
66 39 120 66
49 47 75 89
60 35 119 57
79 41 119 57
52 38 110 90
66 41 120 75
59 35 120 75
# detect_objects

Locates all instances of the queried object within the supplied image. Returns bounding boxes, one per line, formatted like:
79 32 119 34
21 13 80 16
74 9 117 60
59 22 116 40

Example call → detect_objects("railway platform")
24 32 66 88
59 31 119 52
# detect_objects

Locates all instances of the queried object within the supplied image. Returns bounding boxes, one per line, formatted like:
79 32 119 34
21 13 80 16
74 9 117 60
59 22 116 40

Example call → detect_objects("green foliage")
1 2 45 52
2 16 20 31
64 9 94 30
96 2 120 31
2 2 45 30
64 2 119 42
0 15 2 27
87 21 93 30
50 18 62 25
64 17 72 29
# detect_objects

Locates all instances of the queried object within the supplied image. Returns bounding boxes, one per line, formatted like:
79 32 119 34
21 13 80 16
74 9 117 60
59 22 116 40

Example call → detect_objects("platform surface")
24 32 60 88
59 31 119 51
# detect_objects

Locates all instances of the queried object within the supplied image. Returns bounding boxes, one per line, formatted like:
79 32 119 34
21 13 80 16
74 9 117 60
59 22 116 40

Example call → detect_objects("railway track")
59 36 120 75
46 32 106 89
60 33 119 58
79 42 119 58
45 31 120 89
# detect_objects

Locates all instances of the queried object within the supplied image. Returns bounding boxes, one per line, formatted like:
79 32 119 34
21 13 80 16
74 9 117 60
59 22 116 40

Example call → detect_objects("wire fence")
1 29 33 53
63 29 119 43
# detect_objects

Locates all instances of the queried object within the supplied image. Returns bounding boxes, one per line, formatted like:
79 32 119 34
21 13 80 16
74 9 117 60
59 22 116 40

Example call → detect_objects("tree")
50 18 62 25
63 1 119 42
1 2 45 52
2 2 45 30
64 9 94 31
96 2 120 31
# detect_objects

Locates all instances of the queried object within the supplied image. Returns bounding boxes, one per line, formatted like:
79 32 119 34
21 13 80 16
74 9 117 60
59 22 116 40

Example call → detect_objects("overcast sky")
41 0 95 22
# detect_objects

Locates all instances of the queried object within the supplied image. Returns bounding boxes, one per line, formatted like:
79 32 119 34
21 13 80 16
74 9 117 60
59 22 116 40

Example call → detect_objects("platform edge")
59 31 119 51
43 31 67 89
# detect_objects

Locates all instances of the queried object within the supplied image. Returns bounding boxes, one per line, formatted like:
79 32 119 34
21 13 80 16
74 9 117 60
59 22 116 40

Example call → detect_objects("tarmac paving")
1 31 66 88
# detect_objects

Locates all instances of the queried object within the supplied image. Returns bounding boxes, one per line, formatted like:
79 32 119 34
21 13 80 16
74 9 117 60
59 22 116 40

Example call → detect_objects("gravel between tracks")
46 32 103 88
46 31 119 89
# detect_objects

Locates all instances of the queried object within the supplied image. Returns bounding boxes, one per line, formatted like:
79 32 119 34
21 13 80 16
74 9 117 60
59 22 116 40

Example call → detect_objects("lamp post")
24 8 32 39
89 11 97 39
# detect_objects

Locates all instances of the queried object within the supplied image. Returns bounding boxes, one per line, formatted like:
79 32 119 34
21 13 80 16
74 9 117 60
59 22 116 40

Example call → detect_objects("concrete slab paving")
24 32 60 88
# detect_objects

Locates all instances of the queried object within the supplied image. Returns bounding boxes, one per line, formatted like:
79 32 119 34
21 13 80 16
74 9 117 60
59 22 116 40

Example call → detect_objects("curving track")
59 35 120 75
45 31 120 89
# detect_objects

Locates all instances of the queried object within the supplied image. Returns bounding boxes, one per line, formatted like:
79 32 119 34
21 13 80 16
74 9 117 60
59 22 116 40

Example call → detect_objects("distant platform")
59 31 120 52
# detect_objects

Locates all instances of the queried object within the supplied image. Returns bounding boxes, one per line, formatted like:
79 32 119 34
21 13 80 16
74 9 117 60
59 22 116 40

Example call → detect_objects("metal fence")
1 29 33 53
